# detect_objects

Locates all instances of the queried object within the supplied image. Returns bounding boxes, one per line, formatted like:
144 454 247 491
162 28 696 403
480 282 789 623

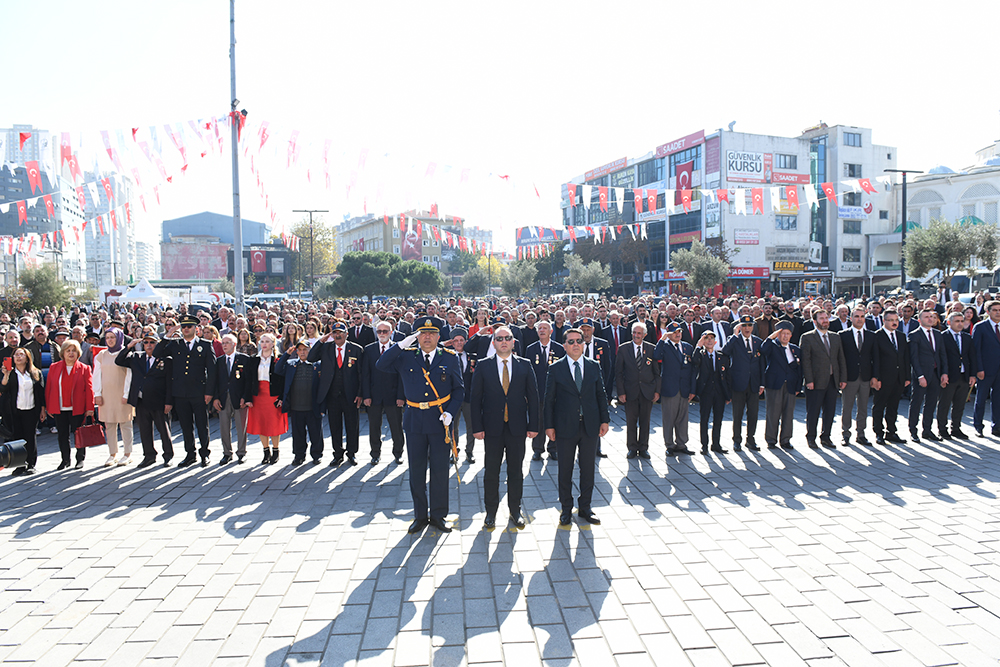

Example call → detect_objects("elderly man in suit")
526 321 563 461
939 311 977 439
871 310 910 445
653 322 696 456
800 309 847 448
839 306 875 446
908 308 949 442
308 320 365 466
470 325 539 529
614 321 658 459
361 322 406 465
116 332 173 468
213 333 253 465
544 327 610 527
722 314 765 451
762 321 803 450
692 331 731 455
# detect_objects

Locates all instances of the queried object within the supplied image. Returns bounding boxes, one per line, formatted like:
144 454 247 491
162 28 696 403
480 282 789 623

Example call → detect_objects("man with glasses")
653 322 696 456
361 323 406 465
348 312 376 348
153 314 217 467
544 328 609 527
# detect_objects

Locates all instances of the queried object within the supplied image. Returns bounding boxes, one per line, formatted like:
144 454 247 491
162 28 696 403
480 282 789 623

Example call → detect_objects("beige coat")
94 349 134 423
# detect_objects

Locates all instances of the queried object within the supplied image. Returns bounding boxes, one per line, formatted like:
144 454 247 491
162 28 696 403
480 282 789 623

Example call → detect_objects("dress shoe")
268 450 279 465
162 456 173 467
876 437 886 445
531 453 543 462
394 457 404 465
807 440 818 449
236 456 245 464
428 517 453 533
22 467 35 475
780 443 794 450
579 511 601 525
200 456 209 467
700 446 709 455
74 461 84 469
407 518 428 534
952 429 969 439
976 428 985 437
483 515 496 529
57 461 70 471
219 455 233 466
137 458 157 469
465 455 475 464
261 450 271 465
766 443 778 449
330 455 344 468
885 434 905 444
626 451 638 459
178 454 197 468
548 451 558 460
820 436 834 447
671 447 695 455
637 451 651 460
510 514 526 529
733 444 743 452
747 444 761 451
992 430 1000 438
710 446 728 454
312 458 321 465
822 441 837 449
292 457 305 466
922 431 942 442
910 432 921 444
347 456 357 466
371 457 380 465
596 449 608 458
856 437 869 446
10 467 26 476
559 512 572 527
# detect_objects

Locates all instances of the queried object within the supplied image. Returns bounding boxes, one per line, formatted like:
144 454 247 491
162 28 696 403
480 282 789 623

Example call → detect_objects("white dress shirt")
15 369 34 410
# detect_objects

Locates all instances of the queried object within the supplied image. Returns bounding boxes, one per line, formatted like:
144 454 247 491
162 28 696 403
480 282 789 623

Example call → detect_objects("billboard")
162 242 229 280
727 151 773 183
734 229 759 245
704 136 721 185
585 157 628 182
655 130 705 159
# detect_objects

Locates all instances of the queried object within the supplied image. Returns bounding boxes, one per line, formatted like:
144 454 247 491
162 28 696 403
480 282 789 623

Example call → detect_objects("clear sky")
3 0 998 250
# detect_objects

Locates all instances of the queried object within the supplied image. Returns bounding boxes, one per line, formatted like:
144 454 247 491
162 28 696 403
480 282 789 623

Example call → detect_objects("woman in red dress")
246 333 287 464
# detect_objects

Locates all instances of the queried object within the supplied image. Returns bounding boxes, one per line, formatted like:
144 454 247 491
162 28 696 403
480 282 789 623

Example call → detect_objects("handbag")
74 417 107 449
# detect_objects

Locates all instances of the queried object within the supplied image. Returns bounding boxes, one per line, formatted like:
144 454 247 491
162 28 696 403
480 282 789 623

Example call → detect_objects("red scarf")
61 363 75 409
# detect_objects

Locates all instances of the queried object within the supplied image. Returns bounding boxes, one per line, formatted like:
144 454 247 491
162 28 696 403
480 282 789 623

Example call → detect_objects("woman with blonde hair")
44 339 95 470
246 333 287 464
94 328 135 466
0 347 46 475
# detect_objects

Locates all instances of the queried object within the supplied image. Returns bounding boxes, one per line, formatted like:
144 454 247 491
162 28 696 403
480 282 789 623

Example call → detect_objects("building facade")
2 124 52 166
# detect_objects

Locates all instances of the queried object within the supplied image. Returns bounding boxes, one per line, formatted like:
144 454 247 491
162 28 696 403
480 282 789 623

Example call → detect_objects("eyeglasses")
565 338 583 345
494 335 514 342
376 330 391 335
181 324 195 328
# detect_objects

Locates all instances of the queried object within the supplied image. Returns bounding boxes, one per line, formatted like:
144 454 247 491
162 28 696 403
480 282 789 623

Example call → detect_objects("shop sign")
765 246 810 262
774 261 805 271
734 228 759 245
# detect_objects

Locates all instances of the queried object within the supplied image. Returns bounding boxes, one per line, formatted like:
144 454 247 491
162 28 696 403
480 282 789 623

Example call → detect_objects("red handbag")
74 418 107 449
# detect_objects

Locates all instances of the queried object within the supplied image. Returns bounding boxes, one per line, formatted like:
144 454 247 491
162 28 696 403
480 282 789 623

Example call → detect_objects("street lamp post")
292 209 328 296
885 168 923 289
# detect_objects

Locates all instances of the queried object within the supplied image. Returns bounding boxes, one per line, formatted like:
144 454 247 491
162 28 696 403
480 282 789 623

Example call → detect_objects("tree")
904 218 1000 283
390 260 447 297
705 237 741 265
447 251 479 275
670 240 730 293
20 265 72 311
500 261 538 297
244 272 257 295
214 278 235 295
0 284 29 318
288 217 340 287
477 254 504 290
564 254 611 298
462 266 488 296
330 251 403 301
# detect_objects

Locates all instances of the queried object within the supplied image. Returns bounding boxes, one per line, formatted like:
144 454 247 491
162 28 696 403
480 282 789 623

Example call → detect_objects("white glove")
439 412 453 427
399 332 419 348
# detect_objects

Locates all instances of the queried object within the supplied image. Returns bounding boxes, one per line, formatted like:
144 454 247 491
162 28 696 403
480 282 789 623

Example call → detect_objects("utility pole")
885 168 923 289
229 0 246 314
292 209 328 296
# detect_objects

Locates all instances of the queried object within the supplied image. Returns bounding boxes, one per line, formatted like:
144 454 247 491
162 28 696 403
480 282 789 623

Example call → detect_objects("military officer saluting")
152 314 217 467
377 317 464 535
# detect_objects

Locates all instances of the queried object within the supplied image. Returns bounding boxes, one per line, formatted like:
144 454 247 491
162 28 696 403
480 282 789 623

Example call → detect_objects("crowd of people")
0 281 996 532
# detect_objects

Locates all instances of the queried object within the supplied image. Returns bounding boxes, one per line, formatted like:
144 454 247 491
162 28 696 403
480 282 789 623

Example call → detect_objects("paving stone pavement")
2 397 1000 666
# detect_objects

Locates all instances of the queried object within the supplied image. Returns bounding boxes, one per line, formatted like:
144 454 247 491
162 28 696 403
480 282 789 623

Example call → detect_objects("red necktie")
337 347 343 368
689 324 694 340
614 329 619 347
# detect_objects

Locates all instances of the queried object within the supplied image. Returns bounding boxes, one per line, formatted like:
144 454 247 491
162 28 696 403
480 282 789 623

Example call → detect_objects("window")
432 240 439 247
962 204 976 219
843 248 861 262
879 210 889 220
775 154 797 170
843 220 862 235
393 245 400 254
844 132 862 147
636 160 658 186
844 163 862 178
422 239 429 247
843 192 861 206
654 157 665 182
776 215 797 231
422 255 429 263
392 228 400 238
985 202 998 224
668 145 702 174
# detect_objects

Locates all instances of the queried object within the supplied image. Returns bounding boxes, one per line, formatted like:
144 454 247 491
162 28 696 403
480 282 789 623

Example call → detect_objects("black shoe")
710 446 728 454
394 457 404 465
510 512 526 529
428 517 453 533
465 455 475 465
236 456 245 464
371 457 380 465
952 429 969 439
219 455 233 466
10 467 26 476
637 451 651 460
312 458 321 465
579 511 601 525
531 453 543 462
700 446 708 455
179 454 197 468
671 447 696 455
268 451 279 465
74 461 84 470
347 456 357 466
407 518 428 534
780 443 794 450
483 515 496 529
163 456 173 467
733 445 743 452
910 432 921 443
923 431 942 442
23 467 35 475
57 461 70 471
548 451 558 461
261 450 271 465
766 443 778 449
559 512 572 527
292 457 305 466
747 445 761 451
626 451 638 459
200 456 209 467
137 458 157 469
991 430 1000 437
822 441 837 449
330 455 344 467
808 441 818 449
876 437 886 445
856 437 869 446
885 434 905 444
596 449 608 458
976 428 985 437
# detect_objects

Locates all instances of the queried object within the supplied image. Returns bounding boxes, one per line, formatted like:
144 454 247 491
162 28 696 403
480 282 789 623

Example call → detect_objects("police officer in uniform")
376 317 464 534
153 314 217 467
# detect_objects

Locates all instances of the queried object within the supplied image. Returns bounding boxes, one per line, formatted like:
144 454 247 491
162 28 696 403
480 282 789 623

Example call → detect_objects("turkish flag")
680 190 692 213
75 186 86 210
101 178 115 203
820 182 838 205
16 200 26 225
42 195 55 218
25 161 42 194
785 186 799 211
751 188 764 214
124 202 131 225
67 153 82 183
109 209 118 230
19 132 31 150
568 226 577 242
567 183 577 207
131 167 142 188
634 189 643 214
430 203 438 218
383 214 389 226
598 187 608 212
859 178 878 194
674 161 693 204
716 189 729 203
647 188 657 212
97 216 105 236
60 133 72 166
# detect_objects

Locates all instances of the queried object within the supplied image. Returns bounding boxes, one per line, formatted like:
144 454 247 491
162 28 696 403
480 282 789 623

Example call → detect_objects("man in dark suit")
213 333 253 465
600 315 627 398
470 326 539 529
839 306 875 445
898 304 919 338
939 311 977 438
361 323 405 465
347 313 377 348
871 310 910 445
519 311 540 351
703 307 732 352
277 341 325 465
799 309 847 448
722 315 765 451
692 332 731 454
908 308 949 442
972 300 1000 437
446 329 477 464
866 302 885 332
600 313 629 355
614 321 658 459
116 333 173 468
679 309 702 347
579 318 612 455
762 322 802 449
544 327 610 527
308 320 364 466
526 321 563 461
653 322 696 455
152 314 217 467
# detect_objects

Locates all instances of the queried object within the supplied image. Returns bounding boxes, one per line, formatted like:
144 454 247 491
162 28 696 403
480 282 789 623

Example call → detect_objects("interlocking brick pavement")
1 398 1000 666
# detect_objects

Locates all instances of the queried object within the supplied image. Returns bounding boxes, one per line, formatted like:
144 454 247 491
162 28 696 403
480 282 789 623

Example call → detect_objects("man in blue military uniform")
376 317 464 534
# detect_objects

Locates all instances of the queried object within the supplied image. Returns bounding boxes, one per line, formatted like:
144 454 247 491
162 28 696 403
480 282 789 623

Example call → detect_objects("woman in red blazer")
44 340 95 470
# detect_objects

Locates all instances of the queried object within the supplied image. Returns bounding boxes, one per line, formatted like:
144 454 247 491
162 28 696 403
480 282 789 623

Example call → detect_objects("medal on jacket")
196 345 202 353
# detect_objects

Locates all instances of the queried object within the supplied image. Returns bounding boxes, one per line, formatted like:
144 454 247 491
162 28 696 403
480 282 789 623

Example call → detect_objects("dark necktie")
424 353 430 367
745 337 751 354
573 361 582 391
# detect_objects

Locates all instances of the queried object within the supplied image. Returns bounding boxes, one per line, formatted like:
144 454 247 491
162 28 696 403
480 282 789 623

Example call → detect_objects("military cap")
577 317 595 329
142 332 160 343
450 327 468 340
666 322 683 333
53 327 70 339
739 314 755 325
178 314 199 326
775 321 794 332
416 317 442 333
330 321 347 332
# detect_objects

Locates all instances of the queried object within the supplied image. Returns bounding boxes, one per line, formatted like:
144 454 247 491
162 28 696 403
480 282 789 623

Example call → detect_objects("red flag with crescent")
97 215 105 236
25 161 42 194
598 187 608 212
124 203 131 225
785 185 799 211
820 182 837 205
568 226 577 242
681 190 692 213
131 167 142 189
567 183 577 207
139 195 147 212
75 186 86 210
647 189 657 212
73 226 79 243
859 178 878 194
19 132 31 150
751 189 764 214
634 189 643 214
716 189 729 203
60 133 72 166
251 250 267 272
42 195 55 218
109 209 118 230
67 153 82 183
383 214 389 226
101 178 115 203
674 161 693 204
16 200 26 225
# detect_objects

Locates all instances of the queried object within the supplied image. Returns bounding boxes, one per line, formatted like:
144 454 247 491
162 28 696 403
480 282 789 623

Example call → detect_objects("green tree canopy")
670 240 730 293
500 261 538 297
390 260 447 298
564 254 611 298
447 251 479 275
462 265 488 296
330 251 403 301
904 218 1000 282
288 217 340 287
20 265 72 311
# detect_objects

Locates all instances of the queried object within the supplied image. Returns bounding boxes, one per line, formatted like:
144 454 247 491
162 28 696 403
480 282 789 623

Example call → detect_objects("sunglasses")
181 324 195 328
494 335 514 342
565 339 583 345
